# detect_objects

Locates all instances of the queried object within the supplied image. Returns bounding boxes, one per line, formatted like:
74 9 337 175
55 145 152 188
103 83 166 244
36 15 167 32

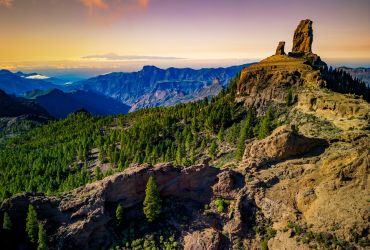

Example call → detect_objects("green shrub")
214 198 230 213
260 239 268 250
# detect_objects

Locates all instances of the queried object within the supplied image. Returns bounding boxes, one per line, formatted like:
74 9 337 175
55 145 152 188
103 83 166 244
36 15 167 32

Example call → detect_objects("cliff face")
291 19 313 54
236 55 325 109
1 163 222 249
233 19 370 249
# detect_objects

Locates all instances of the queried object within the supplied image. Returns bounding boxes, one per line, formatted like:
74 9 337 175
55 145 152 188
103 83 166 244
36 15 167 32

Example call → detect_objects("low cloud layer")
83 53 184 61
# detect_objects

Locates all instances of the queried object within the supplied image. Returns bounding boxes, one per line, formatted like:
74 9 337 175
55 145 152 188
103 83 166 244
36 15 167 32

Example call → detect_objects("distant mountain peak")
142 65 161 71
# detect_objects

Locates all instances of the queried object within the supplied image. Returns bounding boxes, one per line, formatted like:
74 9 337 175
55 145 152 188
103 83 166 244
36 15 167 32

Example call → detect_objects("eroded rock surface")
242 125 326 168
183 228 223 250
236 55 326 109
291 19 313 54
275 41 286 55
1 163 221 249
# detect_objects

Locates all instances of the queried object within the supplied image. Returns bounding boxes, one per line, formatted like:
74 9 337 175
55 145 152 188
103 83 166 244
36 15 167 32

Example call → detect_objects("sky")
0 0 369 74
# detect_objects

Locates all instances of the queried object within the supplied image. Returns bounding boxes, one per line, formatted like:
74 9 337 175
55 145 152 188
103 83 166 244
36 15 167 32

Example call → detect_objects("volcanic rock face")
1 163 221 249
183 228 223 250
236 55 325 109
236 19 329 109
275 41 286 55
292 19 313 54
242 125 327 168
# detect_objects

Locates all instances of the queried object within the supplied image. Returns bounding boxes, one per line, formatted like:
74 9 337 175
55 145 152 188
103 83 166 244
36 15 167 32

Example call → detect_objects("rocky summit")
1 19 369 250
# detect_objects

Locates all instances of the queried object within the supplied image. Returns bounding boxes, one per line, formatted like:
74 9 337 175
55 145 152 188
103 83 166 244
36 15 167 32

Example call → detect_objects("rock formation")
236 19 332 109
275 41 286 55
236 55 326 109
242 125 327 168
291 19 313 54
183 228 224 250
1 163 222 249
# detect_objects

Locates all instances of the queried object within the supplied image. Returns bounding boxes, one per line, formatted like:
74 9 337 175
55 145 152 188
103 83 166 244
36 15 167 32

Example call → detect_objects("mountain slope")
0 89 51 142
27 89 131 118
0 70 63 95
14 71 69 86
74 64 253 111
0 89 50 118
337 66 370 86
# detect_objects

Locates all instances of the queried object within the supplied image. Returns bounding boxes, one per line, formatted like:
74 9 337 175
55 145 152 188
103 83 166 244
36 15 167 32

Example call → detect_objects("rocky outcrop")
183 228 223 250
242 125 326 168
297 89 370 130
236 55 326 109
1 163 221 249
236 19 330 109
291 19 313 54
254 134 370 247
288 19 325 67
275 41 286 55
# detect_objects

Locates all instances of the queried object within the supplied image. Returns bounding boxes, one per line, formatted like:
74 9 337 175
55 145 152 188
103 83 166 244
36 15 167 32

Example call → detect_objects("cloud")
0 0 150 24
82 53 184 61
80 0 151 24
81 0 108 12
0 0 13 8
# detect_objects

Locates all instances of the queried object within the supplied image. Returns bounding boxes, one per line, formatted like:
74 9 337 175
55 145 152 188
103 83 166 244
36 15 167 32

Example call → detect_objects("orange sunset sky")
0 0 369 71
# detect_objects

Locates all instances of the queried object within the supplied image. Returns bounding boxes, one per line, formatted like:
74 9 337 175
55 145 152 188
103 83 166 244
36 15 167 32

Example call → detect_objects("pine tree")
285 88 293 106
209 140 217 159
237 109 254 160
26 204 38 244
217 126 224 142
143 176 161 222
175 145 184 165
37 223 47 250
2 212 12 230
116 204 123 226
94 166 103 181
258 107 274 139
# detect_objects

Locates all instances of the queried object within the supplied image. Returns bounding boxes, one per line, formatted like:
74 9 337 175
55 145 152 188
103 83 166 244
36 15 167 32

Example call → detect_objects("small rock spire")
275 41 286 55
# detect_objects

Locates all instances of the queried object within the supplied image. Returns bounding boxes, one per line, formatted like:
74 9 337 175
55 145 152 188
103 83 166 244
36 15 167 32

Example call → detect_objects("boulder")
183 228 223 250
212 170 244 199
275 41 286 55
242 125 326 167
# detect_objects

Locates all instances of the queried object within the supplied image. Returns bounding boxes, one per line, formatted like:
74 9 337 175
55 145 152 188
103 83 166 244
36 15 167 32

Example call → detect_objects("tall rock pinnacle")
292 19 313 54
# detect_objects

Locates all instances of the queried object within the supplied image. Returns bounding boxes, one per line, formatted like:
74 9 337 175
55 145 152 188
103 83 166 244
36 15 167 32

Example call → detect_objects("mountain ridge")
25 88 131 118
73 63 253 111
